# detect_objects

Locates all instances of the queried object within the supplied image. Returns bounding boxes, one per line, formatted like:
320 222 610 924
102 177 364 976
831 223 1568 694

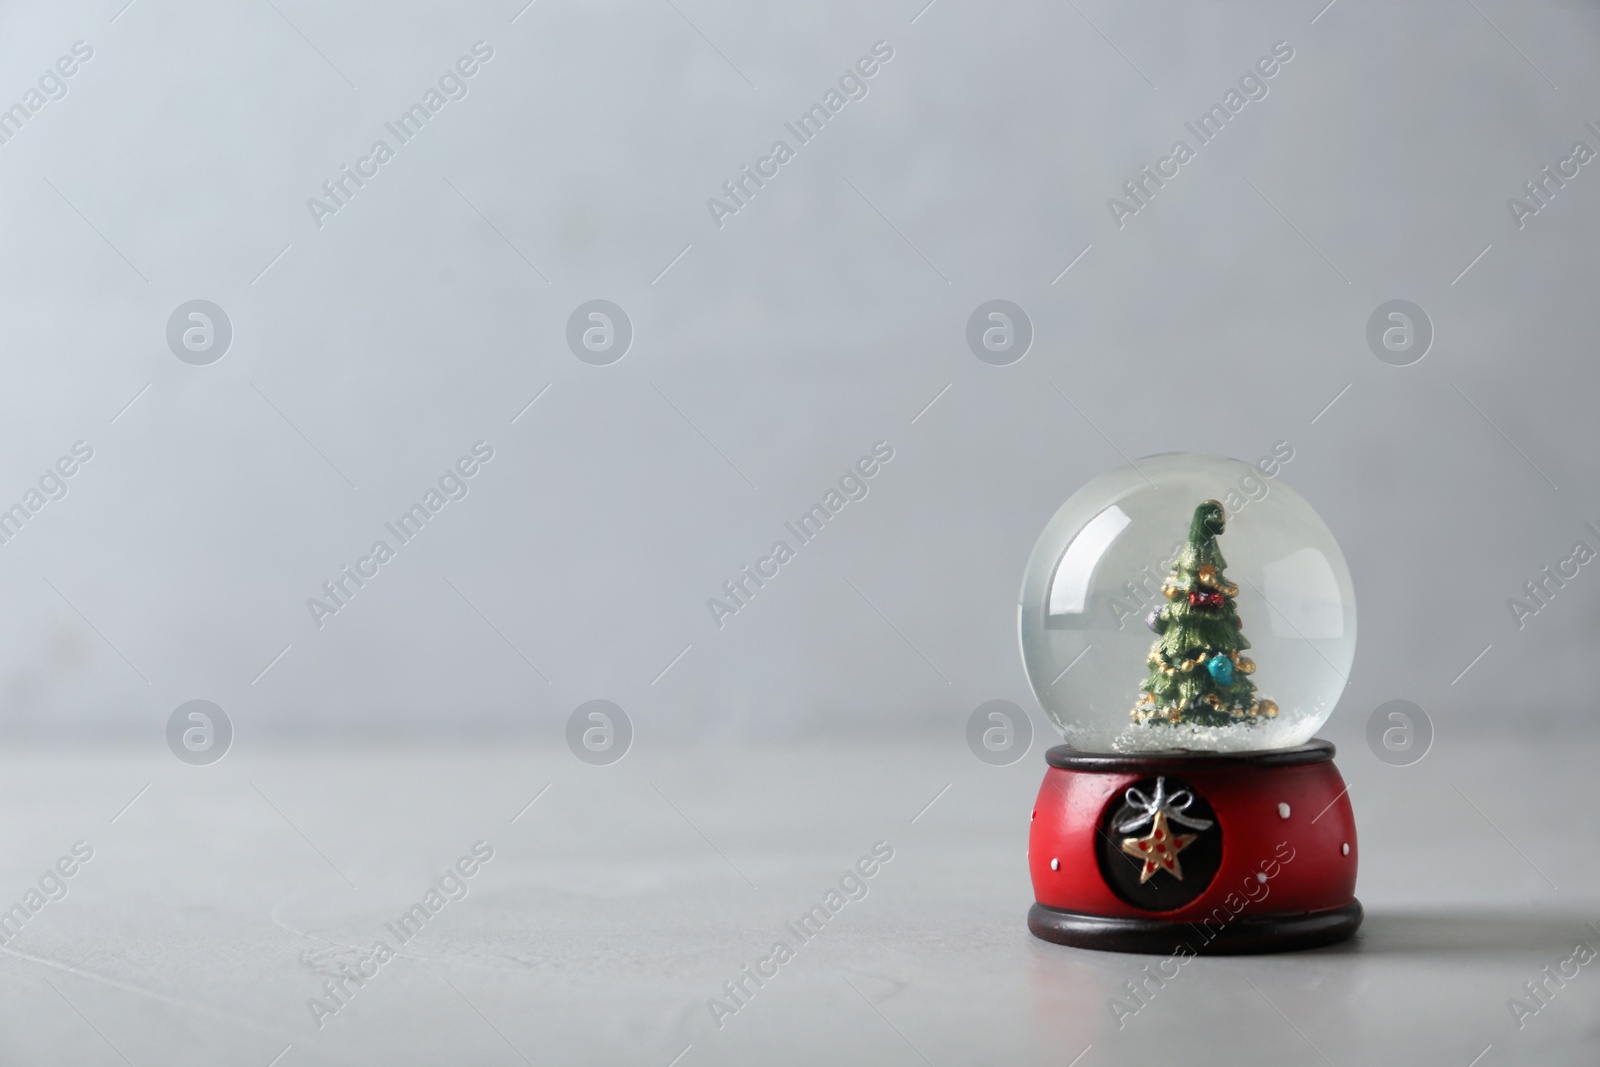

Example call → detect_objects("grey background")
3 2 1600 1065
0 0 1596 746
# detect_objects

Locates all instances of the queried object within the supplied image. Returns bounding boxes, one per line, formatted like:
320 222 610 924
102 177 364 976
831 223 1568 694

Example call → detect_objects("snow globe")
1019 453 1362 953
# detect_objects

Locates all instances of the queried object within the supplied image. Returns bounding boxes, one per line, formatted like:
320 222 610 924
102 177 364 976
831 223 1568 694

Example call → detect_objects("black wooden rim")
1028 900 1362 955
1044 738 1334 772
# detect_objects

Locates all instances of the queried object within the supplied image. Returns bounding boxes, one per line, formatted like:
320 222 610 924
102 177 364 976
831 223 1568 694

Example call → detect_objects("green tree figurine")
1132 500 1278 726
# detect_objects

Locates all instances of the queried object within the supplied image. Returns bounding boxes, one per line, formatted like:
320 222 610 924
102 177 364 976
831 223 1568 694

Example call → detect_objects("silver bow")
1115 776 1215 834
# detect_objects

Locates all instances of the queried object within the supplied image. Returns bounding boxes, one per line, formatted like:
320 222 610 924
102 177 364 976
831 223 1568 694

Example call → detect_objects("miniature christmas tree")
1132 500 1278 726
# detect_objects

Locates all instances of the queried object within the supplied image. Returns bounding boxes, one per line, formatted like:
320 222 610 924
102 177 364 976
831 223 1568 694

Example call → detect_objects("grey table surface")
0 735 1594 1067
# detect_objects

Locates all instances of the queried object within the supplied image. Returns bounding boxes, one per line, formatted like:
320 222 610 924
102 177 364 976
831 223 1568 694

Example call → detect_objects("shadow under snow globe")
1019 453 1361 953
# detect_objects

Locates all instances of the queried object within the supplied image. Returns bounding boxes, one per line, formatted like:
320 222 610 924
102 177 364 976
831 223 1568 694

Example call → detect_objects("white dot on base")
1342 843 1350 855
1256 871 1268 884
1050 858 1060 871
1278 802 1291 819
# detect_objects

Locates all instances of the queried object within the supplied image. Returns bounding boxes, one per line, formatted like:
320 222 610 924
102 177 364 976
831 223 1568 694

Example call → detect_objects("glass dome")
1018 453 1355 753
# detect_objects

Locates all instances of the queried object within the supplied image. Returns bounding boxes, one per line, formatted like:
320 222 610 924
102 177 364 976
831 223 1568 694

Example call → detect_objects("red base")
1028 740 1359 954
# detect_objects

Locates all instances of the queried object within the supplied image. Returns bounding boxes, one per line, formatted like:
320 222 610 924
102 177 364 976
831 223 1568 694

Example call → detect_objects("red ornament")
1188 591 1223 609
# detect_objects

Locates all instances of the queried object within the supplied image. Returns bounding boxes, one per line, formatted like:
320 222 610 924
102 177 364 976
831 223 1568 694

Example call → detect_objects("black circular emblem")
1097 775 1222 911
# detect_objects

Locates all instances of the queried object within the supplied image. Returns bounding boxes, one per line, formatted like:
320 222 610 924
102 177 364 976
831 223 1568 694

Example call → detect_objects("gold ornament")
1120 810 1197 883
1196 565 1218 587
1255 699 1279 718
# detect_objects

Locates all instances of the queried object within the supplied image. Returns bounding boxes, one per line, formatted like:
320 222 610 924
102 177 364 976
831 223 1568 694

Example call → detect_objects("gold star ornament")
1119 809 1198 883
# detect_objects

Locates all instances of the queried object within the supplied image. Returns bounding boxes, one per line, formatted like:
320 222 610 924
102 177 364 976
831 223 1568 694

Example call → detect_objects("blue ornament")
1206 655 1234 685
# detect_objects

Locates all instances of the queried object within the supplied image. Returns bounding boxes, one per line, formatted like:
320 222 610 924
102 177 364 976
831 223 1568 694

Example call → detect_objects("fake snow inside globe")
1018 453 1355 754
